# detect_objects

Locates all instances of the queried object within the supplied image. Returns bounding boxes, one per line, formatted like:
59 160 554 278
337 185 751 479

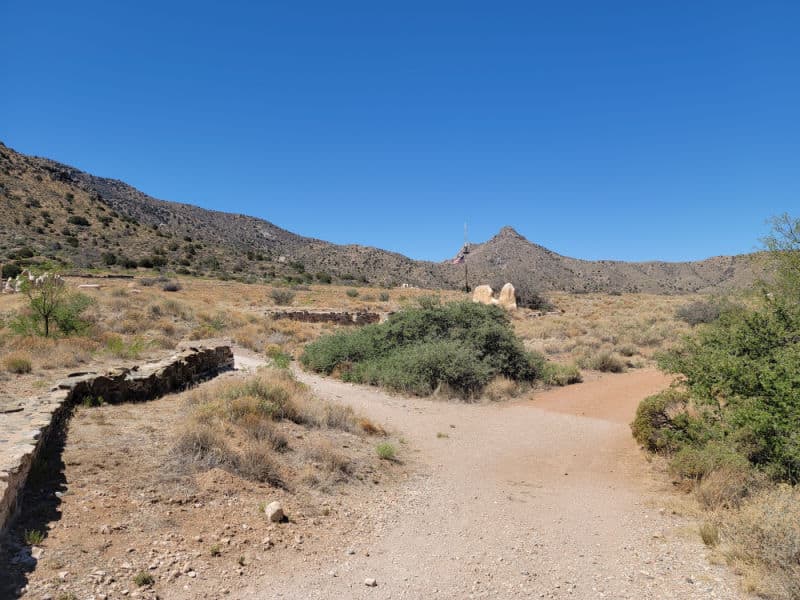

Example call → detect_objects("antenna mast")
463 222 470 293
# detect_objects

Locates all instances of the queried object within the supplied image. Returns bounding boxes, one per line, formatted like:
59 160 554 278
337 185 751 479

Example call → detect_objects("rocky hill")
0 142 757 293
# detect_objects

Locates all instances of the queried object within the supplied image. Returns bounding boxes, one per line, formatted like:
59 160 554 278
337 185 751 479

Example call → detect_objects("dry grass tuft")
483 376 521 400
174 369 366 488
719 485 800 600
358 418 386 436
3 351 32 374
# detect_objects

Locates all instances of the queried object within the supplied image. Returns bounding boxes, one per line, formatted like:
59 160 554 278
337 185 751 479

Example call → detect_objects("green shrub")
24 529 44 545
660 300 800 482
669 442 751 480
542 362 582 386
302 300 548 398
266 346 291 369
376 442 396 460
346 288 359 298
133 571 154 587
631 388 694 452
379 292 390 302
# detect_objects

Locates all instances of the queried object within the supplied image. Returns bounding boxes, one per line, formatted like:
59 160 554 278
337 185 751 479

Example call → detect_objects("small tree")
15 274 91 337
25 274 67 337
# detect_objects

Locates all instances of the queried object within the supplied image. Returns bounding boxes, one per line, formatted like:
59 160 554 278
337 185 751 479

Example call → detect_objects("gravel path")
237 367 746 600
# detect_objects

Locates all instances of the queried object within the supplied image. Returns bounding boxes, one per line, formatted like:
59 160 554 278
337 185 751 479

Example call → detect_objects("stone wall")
0 343 233 537
267 309 382 326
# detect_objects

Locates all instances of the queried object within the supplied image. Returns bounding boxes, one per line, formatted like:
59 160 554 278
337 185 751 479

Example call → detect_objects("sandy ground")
231 366 747 600
5 361 749 600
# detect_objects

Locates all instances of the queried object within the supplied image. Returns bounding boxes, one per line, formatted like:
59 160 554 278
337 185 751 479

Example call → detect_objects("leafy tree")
13 274 92 337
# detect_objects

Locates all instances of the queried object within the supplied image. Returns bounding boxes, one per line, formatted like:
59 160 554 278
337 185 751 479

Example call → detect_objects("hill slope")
0 142 757 293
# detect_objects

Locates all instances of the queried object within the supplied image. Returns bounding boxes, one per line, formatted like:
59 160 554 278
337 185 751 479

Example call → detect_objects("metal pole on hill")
464 223 470 293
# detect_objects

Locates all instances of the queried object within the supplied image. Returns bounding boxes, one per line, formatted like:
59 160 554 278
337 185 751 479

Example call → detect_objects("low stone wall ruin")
0 343 234 537
267 309 382 326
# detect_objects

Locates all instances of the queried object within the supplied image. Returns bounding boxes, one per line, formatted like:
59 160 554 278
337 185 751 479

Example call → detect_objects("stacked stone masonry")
0 343 234 537
267 309 382 325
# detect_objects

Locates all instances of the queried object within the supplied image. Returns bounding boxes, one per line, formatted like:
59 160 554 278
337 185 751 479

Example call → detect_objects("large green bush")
634 215 800 484
301 299 546 398
657 299 800 482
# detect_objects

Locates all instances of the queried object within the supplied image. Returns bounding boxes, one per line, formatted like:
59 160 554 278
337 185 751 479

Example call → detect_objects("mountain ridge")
0 142 758 293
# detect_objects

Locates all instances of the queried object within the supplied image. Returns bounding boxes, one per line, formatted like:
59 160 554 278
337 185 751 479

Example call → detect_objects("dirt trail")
237 367 745 600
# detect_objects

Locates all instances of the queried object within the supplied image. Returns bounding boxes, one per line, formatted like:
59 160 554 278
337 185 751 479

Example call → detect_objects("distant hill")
0 142 758 294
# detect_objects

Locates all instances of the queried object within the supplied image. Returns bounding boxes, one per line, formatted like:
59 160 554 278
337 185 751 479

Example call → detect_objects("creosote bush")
301 300 554 399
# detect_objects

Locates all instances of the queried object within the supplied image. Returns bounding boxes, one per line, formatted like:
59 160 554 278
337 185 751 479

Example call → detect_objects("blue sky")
1 1 798 262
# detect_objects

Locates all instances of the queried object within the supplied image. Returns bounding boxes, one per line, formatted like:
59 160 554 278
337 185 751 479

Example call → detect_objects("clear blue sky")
2 1 798 262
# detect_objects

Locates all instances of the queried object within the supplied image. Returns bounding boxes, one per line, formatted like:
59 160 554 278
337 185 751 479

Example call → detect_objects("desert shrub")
104 335 147 359
302 300 548 398
235 443 283 485
162 280 182 292
695 465 766 510
379 292 390 302
483 376 521 400
348 340 494 397
2 262 21 279
631 388 694 453
670 442 751 481
67 215 90 226
3 351 32 374
581 351 625 373
676 299 722 326
175 369 361 485
376 442 396 460
346 288 359 298
719 484 800 600
265 345 291 368
542 362 582 386
659 300 800 482
270 288 295 305
133 571 154 587
315 271 332 284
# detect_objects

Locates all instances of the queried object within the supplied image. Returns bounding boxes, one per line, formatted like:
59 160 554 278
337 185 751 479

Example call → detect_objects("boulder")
498 283 517 310
472 285 493 305
265 501 284 522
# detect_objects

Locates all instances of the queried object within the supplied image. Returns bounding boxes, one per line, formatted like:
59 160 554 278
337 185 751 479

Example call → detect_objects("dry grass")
174 368 384 489
483 376 521 400
2 351 32 374
717 485 800 600
512 292 696 366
